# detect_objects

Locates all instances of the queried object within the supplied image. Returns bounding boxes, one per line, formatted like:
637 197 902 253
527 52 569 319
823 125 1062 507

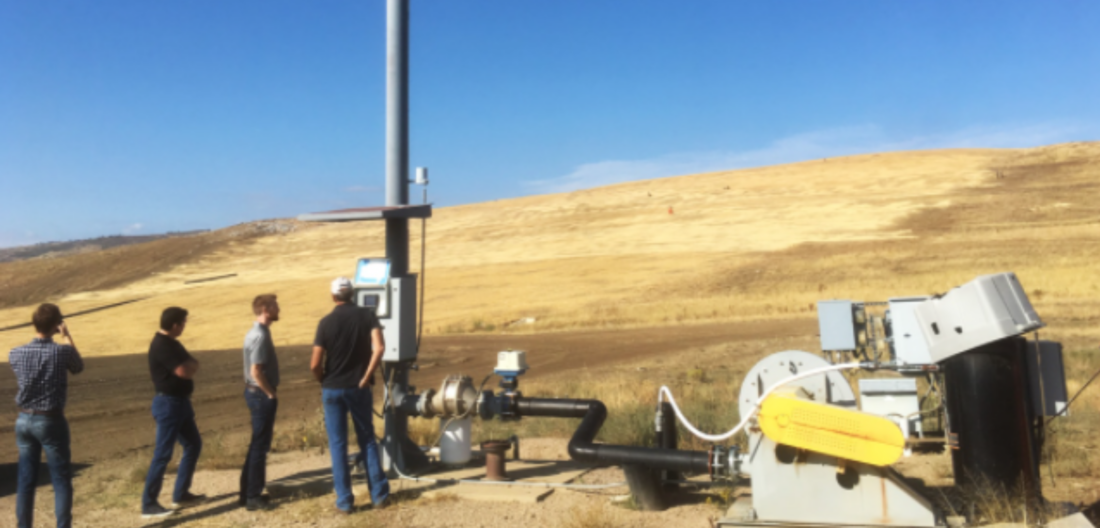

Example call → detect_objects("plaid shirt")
9 337 84 411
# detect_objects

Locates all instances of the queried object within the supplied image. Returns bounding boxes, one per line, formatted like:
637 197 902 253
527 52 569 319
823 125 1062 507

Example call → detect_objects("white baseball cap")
331 276 353 295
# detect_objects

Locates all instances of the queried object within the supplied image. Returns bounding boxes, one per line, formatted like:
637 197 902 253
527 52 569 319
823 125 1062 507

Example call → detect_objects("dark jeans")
15 413 73 528
322 387 389 510
239 387 278 501
142 395 202 509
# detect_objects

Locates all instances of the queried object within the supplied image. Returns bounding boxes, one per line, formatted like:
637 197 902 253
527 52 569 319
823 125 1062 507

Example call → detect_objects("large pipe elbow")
515 397 709 474
566 399 607 461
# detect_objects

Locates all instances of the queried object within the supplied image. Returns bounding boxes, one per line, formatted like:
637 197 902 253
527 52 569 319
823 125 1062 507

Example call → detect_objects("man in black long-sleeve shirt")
140 306 205 519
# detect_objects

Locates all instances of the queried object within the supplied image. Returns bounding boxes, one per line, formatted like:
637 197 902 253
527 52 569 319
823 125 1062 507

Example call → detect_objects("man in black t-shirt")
311 277 390 513
140 307 205 519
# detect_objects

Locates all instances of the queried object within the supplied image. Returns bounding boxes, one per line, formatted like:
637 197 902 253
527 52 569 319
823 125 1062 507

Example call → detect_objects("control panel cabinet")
381 275 418 362
887 297 933 366
818 300 860 351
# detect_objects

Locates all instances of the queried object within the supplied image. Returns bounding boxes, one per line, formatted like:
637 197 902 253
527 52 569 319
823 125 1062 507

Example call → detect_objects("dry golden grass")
4 144 1099 502
1 141 1098 370
561 501 619 528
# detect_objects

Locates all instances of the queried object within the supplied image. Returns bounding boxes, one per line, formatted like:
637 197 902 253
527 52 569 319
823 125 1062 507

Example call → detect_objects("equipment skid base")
719 495 936 528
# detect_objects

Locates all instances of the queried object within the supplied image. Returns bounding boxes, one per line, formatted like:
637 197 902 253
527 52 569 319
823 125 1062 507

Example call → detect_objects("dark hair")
160 307 189 331
332 289 354 303
32 304 63 334
252 294 278 316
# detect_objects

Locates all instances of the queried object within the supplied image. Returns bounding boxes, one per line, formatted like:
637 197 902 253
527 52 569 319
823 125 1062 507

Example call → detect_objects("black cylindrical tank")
943 336 1040 498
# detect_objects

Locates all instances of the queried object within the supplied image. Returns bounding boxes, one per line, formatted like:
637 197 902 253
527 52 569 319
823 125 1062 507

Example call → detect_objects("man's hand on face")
58 321 71 339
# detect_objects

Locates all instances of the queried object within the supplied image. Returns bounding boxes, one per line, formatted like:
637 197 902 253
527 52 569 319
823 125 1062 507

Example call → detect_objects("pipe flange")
431 375 477 418
705 445 740 481
417 388 437 418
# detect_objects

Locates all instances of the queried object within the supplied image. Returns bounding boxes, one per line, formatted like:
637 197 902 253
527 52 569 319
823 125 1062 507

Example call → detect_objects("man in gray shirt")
239 294 280 510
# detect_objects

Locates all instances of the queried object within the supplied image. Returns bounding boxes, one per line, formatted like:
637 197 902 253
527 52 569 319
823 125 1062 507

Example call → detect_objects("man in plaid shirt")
9 303 84 528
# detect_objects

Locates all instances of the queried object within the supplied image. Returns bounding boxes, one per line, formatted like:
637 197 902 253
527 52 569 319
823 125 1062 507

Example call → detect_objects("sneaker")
170 492 207 510
141 503 177 519
335 505 355 515
240 492 270 506
246 496 275 512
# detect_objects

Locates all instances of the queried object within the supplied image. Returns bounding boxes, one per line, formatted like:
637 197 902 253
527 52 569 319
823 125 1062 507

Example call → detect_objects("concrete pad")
721 496 755 523
1048 513 1097 528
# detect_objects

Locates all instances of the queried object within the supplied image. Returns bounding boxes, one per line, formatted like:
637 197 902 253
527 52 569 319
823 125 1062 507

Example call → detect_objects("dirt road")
0 318 812 465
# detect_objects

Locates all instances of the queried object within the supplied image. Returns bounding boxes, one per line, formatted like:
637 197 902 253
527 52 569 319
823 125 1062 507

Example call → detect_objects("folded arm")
174 358 199 380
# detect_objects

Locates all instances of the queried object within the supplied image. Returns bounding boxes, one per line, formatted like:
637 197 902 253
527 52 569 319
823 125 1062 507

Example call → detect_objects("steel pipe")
515 398 710 474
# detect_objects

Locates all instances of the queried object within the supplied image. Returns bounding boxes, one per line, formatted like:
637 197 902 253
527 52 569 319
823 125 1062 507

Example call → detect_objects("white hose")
657 361 865 443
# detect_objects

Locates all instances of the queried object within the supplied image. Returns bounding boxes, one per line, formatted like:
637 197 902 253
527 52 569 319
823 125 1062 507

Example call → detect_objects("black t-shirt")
148 333 195 397
313 304 382 389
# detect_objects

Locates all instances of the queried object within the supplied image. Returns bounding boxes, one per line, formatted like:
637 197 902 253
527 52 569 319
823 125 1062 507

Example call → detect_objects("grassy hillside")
1 142 1098 360
0 230 208 264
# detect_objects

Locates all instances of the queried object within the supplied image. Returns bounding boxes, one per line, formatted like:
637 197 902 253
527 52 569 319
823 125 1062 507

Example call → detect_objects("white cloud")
524 122 1095 194
122 223 144 235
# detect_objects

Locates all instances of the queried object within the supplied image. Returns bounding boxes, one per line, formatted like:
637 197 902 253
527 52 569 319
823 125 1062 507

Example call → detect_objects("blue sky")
2 1 1098 247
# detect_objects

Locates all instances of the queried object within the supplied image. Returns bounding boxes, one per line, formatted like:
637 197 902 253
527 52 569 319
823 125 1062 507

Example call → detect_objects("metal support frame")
725 351 936 527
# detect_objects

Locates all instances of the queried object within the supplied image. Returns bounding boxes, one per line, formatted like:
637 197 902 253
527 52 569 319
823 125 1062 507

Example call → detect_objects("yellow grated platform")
757 391 905 466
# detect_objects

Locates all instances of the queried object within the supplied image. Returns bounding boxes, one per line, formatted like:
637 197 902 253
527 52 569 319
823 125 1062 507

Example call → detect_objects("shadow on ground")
0 462 92 498
143 492 238 527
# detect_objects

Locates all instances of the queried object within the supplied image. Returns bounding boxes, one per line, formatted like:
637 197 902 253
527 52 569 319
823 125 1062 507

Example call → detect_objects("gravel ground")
0 438 729 528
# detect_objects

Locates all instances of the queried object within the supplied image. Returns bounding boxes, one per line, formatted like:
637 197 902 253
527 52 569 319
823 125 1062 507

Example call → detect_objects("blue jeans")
322 387 389 510
15 413 73 528
142 395 202 509
239 387 278 501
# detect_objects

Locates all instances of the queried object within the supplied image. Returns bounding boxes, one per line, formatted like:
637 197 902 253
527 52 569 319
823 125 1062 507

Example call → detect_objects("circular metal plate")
737 350 856 422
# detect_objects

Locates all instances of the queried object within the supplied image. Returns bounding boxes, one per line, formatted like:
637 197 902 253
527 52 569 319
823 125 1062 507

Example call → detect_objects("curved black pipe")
516 397 710 474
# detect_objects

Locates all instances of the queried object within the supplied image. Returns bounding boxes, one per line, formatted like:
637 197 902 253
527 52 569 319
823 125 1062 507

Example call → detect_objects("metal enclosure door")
381 275 418 362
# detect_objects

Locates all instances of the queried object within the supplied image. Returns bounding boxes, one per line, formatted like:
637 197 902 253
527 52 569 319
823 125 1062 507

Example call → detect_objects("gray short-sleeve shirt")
243 322 279 389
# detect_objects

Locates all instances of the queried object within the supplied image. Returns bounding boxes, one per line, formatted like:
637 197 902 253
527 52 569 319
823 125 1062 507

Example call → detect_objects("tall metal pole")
385 0 410 277
382 0 429 475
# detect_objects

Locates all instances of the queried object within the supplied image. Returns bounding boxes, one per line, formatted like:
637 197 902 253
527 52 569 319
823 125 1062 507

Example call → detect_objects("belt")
155 392 190 399
20 408 62 417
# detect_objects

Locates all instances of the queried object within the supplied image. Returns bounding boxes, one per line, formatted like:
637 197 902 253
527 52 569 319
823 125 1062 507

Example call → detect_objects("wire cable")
657 362 867 443
416 183 428 351
1049 365 1100 420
